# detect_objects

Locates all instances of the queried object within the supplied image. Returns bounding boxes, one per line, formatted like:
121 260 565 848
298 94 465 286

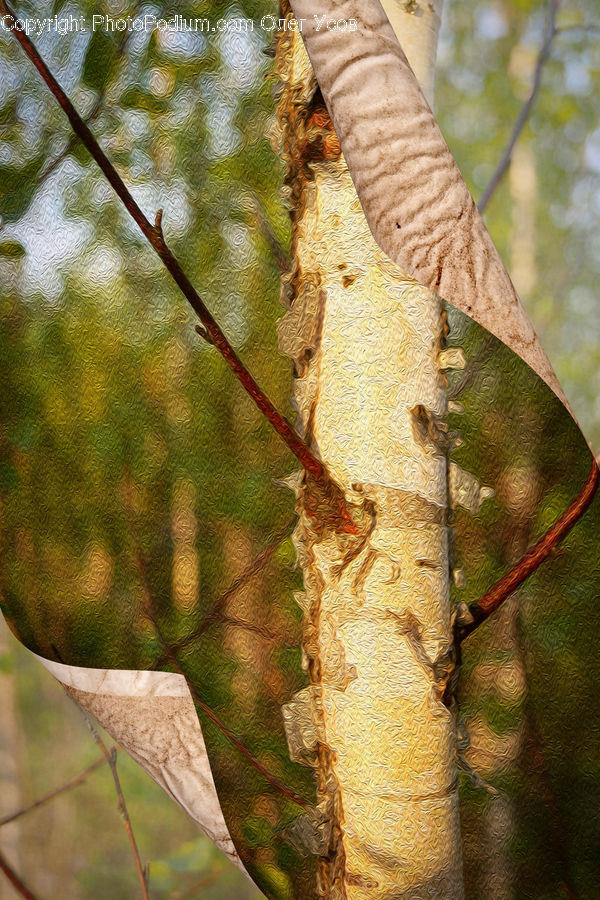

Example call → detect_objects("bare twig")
34 26 134 187
3 0 363 534
122 483 310 811
0 1 323 483
165 517 295 660
0 850 40 900
478 0 560 213
70 701 150 900
460 457 599 641
0 753 110 827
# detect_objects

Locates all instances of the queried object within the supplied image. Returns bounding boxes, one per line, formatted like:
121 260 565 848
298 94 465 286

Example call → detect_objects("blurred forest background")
0 0 599 898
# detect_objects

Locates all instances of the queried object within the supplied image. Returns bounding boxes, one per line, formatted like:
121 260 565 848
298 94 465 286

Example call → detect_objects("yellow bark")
277 3 464 896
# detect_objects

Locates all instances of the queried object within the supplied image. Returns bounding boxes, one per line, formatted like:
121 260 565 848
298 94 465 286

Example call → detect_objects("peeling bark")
287 0 566 406
276 4 464 895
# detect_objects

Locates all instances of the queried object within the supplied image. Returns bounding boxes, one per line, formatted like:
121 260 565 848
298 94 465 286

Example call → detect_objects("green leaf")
0 158 44 221
120 87 168 115
254 864 294 900
82 31 117 93
0 240 25 258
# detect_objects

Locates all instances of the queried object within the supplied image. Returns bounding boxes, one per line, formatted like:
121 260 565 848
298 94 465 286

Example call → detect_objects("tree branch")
460 457 599 641
165 517 295 660
34 25 134 188
0 0 324 484
0 753 110 827
70 702 150 900
0 851 40 900
478 0 560 214
122 482 311 811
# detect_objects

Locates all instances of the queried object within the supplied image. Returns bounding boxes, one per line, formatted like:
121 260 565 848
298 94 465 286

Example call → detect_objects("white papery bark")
277 2 464 896
288 0 565 406
31 653 245 872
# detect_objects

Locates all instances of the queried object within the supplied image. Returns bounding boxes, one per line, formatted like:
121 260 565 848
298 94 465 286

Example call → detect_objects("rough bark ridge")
275 5 464 896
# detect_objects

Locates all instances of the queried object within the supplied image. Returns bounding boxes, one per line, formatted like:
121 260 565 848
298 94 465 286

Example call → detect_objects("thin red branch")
460 457 599 641
478 0 560 213
0 851 40 900
71 703 149 900
0 753 110 827
0 0 323 483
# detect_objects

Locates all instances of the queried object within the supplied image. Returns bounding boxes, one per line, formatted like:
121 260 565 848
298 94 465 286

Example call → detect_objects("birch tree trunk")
276 2 465 896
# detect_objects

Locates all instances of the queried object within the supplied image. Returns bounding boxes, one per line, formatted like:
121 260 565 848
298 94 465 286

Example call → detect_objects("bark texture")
276 4 464 895
287 0 566 406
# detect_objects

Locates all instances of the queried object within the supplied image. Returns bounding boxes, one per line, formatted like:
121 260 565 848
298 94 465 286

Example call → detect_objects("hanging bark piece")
29 655 245 871
287 0 567 407
449 463 495 515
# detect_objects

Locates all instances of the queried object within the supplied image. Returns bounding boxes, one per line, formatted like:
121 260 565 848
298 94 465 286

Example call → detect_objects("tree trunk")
276 2 465 896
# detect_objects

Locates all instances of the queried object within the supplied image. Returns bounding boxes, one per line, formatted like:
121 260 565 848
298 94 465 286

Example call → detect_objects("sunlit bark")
277 2 464 895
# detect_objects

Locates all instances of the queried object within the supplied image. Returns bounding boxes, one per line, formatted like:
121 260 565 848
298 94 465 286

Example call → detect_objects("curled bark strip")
460 458 599 641
288 0 565 404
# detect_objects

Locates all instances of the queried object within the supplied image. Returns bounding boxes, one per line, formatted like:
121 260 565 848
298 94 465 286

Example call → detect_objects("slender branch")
0 753 110 827
0 0 323 484
123 483 310 811
0 851 40 900
70 702 149 900
164 517 294 661
34 26 134 187
460 457 599 641
478 0 560 214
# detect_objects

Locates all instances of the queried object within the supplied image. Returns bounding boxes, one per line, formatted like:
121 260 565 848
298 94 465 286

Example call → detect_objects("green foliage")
82 30 118 92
